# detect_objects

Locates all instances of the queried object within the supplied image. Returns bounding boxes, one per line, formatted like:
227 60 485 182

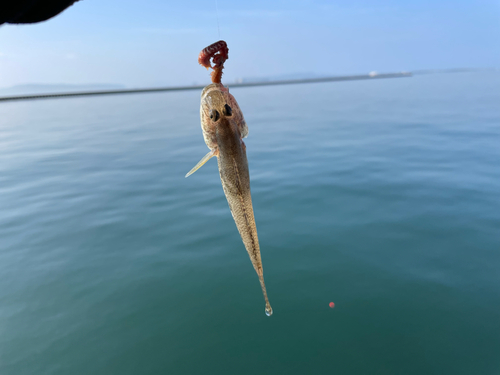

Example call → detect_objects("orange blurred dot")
329 302 335 308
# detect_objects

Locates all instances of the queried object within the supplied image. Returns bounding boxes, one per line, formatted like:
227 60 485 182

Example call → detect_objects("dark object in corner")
1 0 79 25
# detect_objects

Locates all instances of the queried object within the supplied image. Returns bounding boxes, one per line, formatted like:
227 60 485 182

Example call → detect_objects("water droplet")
265 305 273 316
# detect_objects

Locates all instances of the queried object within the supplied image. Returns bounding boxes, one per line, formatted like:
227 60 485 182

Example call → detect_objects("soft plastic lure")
186 41 272 316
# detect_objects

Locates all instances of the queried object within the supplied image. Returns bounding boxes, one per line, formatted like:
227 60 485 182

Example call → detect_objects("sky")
0 0 499 88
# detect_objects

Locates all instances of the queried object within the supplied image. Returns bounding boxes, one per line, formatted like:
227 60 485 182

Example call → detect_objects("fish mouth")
201 82 226 98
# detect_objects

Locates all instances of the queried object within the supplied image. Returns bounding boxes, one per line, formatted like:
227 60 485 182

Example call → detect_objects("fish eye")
209 109 220 122
223 104 232 117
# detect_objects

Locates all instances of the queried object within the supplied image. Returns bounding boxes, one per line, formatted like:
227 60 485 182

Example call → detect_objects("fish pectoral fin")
185 149 217 177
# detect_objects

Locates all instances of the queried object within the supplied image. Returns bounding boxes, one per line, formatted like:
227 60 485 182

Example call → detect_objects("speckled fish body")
186 83 272 316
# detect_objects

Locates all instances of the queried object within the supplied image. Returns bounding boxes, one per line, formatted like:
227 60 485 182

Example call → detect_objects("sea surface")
0 72 499 374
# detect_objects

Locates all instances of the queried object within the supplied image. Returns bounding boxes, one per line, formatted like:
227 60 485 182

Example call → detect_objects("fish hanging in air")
186 40 273 316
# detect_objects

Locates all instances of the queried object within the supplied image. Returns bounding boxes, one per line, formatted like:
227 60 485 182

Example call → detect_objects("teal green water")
1 72 499 374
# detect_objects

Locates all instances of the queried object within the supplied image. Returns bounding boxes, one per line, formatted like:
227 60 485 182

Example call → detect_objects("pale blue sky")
0 0 499 88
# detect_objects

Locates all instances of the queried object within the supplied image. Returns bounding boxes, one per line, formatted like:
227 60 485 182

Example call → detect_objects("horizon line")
0 72 412 103
0 68 492 103
0 68 488 102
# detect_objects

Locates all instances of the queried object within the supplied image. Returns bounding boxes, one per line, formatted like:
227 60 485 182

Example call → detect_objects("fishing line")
215 0 220 38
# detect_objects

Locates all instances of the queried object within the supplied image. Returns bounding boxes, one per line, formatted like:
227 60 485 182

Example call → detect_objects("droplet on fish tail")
265 305 273 316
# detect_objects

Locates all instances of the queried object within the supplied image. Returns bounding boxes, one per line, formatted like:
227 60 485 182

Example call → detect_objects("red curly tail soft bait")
198 40 229 83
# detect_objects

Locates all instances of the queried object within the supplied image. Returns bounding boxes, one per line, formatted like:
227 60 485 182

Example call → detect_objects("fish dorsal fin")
185 149 217 177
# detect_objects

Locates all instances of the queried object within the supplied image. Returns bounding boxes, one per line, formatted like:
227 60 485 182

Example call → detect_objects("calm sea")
1 72 499 374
